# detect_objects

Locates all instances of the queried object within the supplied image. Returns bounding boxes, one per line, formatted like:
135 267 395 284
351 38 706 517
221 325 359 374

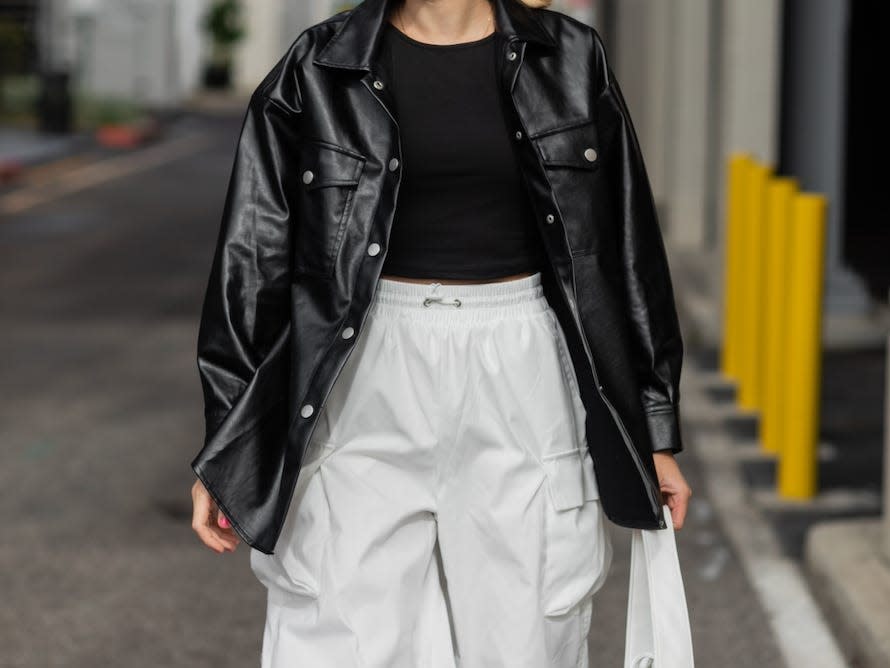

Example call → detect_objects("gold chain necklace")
397 1 494 44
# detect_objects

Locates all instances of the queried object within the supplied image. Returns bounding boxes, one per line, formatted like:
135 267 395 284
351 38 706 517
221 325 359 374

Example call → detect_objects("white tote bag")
624 503 695 668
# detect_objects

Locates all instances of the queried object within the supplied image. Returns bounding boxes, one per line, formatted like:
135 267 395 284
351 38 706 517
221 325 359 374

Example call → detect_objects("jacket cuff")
646 407 684 455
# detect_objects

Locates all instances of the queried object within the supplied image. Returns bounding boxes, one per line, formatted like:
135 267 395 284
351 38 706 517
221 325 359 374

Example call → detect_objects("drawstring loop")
423 295 462 308
423 282 462 308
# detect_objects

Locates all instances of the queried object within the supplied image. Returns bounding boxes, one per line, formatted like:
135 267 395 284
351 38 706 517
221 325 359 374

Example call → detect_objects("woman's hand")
653 452 692 530
191 477 241 553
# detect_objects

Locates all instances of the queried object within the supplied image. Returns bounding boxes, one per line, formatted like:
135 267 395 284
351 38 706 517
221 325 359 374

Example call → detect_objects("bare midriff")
379 271 535 285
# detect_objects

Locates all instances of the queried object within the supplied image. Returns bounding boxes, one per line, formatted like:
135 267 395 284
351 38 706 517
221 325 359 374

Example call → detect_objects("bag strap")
624 503 695 668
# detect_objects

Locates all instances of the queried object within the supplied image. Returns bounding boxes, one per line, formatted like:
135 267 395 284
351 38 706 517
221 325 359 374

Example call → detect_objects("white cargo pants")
250 271 613 667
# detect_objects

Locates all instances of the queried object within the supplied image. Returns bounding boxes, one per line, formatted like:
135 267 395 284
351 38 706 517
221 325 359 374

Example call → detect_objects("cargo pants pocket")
539 307 613 618
250 438 339 605
541 446 611 618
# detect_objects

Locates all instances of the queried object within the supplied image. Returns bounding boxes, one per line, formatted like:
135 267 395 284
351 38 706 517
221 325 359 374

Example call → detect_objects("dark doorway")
843 0 890 303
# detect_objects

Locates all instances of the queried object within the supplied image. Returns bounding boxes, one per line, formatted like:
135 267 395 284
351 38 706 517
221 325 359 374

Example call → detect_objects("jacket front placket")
501 34 666 527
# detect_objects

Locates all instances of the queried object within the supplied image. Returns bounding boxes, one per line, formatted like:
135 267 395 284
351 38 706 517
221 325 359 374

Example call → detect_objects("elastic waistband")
370 272 549 323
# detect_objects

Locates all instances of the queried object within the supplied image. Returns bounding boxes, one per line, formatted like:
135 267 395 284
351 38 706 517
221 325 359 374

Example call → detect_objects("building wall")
607 0 873 315
608 0 782 249
781 0 869 312
60 0 207 106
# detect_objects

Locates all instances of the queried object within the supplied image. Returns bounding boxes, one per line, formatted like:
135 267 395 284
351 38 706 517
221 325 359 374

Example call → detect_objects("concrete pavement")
666 241 889 667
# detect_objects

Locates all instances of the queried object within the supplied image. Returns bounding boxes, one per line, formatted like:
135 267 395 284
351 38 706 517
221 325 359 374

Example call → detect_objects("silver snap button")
302 170 314 185
367 242 381 256
515 130 523 140
507 50 517 61
373 79 384 90
388 157 399 171
300 404 314 418
584 147 598 162
342 326 355 339
545 213 555 224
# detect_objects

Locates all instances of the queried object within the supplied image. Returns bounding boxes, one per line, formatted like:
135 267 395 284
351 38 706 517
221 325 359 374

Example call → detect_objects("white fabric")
250 271 613 667
624 504 695 668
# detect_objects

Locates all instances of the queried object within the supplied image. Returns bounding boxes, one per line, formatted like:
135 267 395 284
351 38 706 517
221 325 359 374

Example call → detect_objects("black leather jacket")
193 0 684 555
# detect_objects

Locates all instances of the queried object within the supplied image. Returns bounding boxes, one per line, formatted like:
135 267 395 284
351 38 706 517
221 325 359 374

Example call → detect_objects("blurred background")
1 1 887 666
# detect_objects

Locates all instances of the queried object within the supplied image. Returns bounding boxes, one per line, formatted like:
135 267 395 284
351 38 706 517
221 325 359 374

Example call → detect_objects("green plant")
72 92 147 131
203 0 246 65
0 74 37 121
0 20 27 73
0 19 28 112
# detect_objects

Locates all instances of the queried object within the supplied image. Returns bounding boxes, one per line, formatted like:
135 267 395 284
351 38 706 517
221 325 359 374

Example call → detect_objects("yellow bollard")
778 193 827 499
737 161 772 411
720 154 753 384
760 177 798 454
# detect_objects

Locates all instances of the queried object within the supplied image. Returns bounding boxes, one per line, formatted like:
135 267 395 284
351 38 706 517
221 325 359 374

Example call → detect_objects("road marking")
19 155 94 185
0 134 214 217
697 543 730 581
686 362 849 667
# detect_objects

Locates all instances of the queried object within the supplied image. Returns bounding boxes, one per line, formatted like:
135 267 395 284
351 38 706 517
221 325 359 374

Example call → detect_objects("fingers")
666 483 693 530
653 458 693 531
191 479 240 553
197 508 239 553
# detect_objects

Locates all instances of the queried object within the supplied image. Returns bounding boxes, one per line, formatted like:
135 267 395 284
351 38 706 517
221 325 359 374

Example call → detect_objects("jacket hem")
190 459 264 551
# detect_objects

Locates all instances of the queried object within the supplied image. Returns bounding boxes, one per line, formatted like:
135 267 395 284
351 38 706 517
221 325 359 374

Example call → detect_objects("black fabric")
192 0 686 555
378 21 546 279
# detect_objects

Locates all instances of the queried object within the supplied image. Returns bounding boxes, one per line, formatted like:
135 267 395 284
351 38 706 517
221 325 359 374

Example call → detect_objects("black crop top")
378 22 547 280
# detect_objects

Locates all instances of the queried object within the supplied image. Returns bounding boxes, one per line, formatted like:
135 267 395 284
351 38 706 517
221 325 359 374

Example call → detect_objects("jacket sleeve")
194 88 299 456
597 67 685 455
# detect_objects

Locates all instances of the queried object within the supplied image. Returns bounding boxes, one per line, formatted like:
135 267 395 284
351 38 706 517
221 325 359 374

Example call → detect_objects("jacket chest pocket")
536 120 617 258
294 140 366 278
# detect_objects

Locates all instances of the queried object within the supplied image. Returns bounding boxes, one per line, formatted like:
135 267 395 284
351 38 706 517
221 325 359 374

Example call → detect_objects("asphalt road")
0 112 786 667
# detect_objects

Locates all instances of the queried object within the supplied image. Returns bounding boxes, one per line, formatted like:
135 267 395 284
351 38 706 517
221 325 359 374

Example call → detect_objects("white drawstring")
423 282 462 308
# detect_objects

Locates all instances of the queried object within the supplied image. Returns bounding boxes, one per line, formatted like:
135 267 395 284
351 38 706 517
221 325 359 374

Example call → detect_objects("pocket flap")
535 121 602 170
299 140 365 190
543 447 600 510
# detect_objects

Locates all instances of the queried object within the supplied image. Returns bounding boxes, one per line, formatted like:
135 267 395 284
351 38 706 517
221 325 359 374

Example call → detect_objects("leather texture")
193 0 685 555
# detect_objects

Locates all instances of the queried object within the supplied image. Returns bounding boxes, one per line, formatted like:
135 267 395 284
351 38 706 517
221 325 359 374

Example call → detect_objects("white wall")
176 0 210 97
718 0 783 165
234 0 343 93
610 0 783 250
63 0 207 106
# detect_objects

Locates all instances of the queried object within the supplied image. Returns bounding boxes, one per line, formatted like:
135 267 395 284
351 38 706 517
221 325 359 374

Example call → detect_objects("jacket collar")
314 0 556 71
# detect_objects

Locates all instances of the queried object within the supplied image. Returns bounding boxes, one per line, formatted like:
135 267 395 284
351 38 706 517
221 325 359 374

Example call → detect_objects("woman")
191 0 692 665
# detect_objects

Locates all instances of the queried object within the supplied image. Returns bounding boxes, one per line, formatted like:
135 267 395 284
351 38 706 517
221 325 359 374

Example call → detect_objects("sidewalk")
0 91 247 190
0 127 94 183
668 241 888 666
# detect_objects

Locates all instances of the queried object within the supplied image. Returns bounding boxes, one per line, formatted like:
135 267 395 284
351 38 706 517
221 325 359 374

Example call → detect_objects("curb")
0 160 24 184
804 518 890 668
669 242 849 667
0 114 178 190
181 89 251 116
95 118 163 149
681 361 848 668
